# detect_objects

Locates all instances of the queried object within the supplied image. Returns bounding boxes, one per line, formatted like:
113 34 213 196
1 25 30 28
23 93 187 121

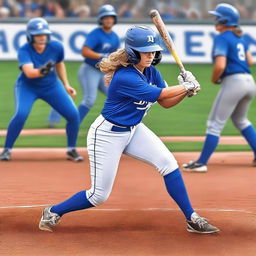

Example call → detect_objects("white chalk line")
0 204 255 215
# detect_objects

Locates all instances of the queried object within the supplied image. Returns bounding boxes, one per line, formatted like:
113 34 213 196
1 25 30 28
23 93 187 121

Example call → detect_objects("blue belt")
111 125 134 132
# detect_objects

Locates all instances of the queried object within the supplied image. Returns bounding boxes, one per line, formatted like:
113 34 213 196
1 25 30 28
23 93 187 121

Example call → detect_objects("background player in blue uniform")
39 26 219 234
47 4 120 127
183 3 256 172
0 18 83 162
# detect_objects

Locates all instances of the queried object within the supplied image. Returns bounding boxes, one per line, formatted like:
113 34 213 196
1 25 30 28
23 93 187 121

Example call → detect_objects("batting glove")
182 80 201 93
178 70 196 84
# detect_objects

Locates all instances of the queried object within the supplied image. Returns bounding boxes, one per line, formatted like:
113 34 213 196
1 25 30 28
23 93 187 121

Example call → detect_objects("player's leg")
77 63 101 124
183 75 246 172
39 116 130 231
124 123 219 233
41 81 82 161
231 76 256 164
47 108 61 127
0 83 37 161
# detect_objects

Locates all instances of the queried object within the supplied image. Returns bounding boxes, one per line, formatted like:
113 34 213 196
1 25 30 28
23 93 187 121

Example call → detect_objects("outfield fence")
1 19 256 63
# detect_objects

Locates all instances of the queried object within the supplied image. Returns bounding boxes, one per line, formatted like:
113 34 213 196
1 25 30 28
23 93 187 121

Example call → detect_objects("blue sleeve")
18 47 32 67
117 72 163 102
83 30 99 49
243 38 249 52
56 42 64 63
155 69 167 88
213 36 228 57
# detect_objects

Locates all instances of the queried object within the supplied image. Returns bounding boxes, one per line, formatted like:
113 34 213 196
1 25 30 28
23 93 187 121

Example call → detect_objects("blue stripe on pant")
4 80 79 148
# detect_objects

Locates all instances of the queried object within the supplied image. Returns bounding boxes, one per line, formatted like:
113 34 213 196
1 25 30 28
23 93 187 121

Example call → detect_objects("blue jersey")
17 40 64 87
212 31 250 78
83 27 120 67
102 65 166 126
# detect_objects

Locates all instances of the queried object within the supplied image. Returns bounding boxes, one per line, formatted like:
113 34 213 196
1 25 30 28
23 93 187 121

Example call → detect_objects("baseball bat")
149 9 186 74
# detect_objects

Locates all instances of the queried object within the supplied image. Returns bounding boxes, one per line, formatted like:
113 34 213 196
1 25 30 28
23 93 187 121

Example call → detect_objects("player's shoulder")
214 32 230 46
115 65 134 76
88 27 102 36
48 40 64 50
219 31 236 40
18 42 30 52
113 66 140 82
112 30 119 38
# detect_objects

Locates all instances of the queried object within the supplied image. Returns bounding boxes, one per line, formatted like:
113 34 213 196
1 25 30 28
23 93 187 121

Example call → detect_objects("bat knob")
149 9 158 18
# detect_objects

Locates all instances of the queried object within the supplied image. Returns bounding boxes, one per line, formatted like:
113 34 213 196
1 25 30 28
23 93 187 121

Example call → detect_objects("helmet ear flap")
152 51 162 66
215 16 228 25
126 48 140 64
26 35 34 43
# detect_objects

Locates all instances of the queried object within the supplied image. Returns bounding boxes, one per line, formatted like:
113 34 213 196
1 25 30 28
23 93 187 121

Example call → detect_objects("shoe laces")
193 216 208 228
47 210 60 225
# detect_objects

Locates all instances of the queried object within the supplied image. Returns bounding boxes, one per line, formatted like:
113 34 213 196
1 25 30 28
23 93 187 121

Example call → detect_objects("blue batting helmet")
26 17 51 43
208 3 239 27
125 26 163 65
98 4 117 25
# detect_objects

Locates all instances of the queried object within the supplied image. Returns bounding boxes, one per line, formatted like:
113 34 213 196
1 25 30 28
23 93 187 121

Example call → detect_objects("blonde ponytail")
99 49 130 86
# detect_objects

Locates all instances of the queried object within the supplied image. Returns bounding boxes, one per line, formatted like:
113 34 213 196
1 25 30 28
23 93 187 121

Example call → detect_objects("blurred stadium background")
0 0 255 151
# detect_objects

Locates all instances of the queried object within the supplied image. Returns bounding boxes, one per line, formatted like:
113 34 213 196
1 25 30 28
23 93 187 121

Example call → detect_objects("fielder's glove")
39 61 55 76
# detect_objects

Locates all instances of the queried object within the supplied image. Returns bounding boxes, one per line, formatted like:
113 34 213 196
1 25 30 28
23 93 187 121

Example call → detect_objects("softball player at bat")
0 18 83 162
39 26 219 234
47 4 120 127
183 3 256 172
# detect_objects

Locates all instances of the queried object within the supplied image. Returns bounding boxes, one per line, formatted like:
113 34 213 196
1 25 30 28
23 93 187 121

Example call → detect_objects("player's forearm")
212 56 226 83
158 85 186 100
25 69 42 78
158 90 187 108
211 67 224 83
246 51 253 66
22 64 42 78
82 46 102 59
56 62 70 87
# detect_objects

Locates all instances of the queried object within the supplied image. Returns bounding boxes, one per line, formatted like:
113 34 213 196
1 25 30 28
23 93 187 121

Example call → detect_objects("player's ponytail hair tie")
98 49 130 86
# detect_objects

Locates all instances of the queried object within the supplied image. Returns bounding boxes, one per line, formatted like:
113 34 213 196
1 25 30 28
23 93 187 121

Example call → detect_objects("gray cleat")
0 149 11 161
39 206 61 232
186 212 220 234
183 161 207 172
66 149 84 162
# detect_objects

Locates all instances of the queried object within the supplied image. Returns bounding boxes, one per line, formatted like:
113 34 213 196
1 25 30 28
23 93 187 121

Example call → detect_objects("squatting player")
47 4 120 126
0 18 83 162
183 3 256 172
39 26 219 234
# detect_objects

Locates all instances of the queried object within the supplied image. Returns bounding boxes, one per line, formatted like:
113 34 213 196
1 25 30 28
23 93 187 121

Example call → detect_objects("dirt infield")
1 150 256 256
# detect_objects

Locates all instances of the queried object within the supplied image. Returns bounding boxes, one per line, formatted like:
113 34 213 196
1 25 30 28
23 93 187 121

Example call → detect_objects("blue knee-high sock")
164 168 194 220
241 125 256 157
78 104 90 124
51 191 94 216
197 134 219 165
48 109 61 124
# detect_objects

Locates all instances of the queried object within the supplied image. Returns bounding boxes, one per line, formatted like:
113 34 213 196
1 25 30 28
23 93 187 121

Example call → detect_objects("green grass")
0 61 255 149
0 134 251 151
164 142 251 152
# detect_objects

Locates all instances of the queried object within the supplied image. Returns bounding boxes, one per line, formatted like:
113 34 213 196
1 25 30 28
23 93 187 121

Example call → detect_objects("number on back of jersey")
237 43 246 61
